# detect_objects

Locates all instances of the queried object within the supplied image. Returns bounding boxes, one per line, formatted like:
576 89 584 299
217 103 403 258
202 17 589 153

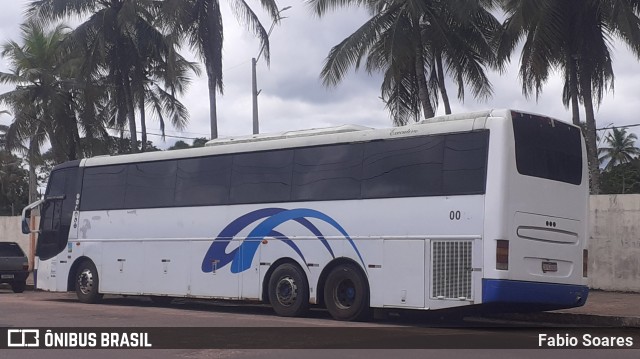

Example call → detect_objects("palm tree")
131 32 200 151
0 22 83 163
424 0 500 115
599 127 640 171
160 0 281 139
497 0 640 194
0 22 98 201
28 0 194 153
310 0 500 125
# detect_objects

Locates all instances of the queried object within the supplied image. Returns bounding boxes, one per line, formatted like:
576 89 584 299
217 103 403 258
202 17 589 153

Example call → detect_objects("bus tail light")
583 249 588 277
23 262 29 271
496 240 509 270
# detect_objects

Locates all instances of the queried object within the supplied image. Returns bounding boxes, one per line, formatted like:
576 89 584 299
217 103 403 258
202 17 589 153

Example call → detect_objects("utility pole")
252 6 291 135
252 57 261 135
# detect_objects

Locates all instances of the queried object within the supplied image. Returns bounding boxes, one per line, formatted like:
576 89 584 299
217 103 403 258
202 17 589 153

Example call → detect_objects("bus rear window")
0 242 25 257
512 111 582 185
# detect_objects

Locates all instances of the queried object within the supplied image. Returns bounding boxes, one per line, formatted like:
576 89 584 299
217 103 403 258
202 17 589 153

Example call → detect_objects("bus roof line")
80 109 509 168
204 124 373 147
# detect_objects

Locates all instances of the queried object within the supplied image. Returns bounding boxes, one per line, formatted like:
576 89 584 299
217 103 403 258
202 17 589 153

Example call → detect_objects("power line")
145 127 210 137
597 123 640 131
108 128 202 141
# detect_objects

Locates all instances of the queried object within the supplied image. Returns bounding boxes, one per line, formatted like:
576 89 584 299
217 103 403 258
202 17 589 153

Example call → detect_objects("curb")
15 286 640 327
483 312 640 327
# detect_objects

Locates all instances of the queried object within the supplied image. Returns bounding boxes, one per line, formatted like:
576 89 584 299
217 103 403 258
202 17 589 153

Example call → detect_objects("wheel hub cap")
276 277 298 306
335 279 356 309
78 269 94 295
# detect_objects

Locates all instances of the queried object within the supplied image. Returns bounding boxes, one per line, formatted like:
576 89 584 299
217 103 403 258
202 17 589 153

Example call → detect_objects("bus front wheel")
268 263 309 317
324 264 370 321
75 260 103 304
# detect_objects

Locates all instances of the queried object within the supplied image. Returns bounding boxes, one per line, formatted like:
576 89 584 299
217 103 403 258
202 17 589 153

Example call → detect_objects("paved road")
1 287 638 359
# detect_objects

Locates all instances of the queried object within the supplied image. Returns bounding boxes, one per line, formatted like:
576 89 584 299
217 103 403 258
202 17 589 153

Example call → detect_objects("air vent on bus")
419 110 492 125
431 240 472 300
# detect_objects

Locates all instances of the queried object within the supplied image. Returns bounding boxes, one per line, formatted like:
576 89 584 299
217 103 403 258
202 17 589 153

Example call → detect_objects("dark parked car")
0 242 29 293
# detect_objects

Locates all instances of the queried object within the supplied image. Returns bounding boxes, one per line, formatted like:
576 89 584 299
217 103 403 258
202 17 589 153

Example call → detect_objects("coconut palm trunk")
581 75 600 194
204 0 222 140
414 26 435 119
123 78 138 153
28 141 38 203
207 74 219 140
139 101 147 152
435 52 452 115
568 56 581 126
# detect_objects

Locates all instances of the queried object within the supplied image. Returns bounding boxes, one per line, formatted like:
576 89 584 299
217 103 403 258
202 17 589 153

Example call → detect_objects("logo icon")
7 329 40 347
202 208 364 273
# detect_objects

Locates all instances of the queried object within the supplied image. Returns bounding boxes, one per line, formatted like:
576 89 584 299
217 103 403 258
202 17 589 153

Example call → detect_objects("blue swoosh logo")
201 208 364 273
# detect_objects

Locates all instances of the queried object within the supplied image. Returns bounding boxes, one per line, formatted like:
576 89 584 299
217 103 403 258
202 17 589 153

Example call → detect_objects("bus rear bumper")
482 279 589 311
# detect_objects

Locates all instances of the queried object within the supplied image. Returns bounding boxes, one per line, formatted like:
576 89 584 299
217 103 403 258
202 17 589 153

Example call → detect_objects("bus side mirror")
21 209 31 234
21 198 44 235
22 218 30 234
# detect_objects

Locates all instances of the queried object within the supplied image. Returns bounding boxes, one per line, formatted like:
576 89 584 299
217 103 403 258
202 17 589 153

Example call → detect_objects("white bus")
22 109 589 321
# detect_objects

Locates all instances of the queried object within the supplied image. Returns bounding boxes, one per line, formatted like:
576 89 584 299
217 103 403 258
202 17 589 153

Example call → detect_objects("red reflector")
496 240 509 270
583 249 588 277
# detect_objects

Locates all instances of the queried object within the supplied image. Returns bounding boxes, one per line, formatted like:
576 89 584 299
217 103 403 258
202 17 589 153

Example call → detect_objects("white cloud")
1 1 639 147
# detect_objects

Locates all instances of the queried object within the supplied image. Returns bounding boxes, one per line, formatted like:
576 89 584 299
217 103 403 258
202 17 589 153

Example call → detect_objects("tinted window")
0 242 26 257
46 170 66 196
78 132 488 210
81 165 127 211
125 161 177 208
230 150 293 204
363 136 445 198
176 156 232 206
512 112 582 185
38 167 80 260
292 144 363 201
443 132 489 194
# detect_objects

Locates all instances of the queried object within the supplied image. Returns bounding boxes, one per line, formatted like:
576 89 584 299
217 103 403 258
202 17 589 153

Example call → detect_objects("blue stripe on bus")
482 279 589 309
202 208 363 274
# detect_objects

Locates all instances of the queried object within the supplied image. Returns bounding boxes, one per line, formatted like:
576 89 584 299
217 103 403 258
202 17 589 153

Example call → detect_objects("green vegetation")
599 127 640 194
167 137 208 151
0 124 28 215
600 160 640 194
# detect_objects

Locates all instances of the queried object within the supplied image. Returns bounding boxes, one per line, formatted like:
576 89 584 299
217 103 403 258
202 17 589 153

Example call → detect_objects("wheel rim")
334 278 356 309
275 276 298 307
78 268 94 295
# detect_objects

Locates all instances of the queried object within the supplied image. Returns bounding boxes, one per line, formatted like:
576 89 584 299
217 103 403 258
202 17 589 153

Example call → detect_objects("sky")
1 1 639 150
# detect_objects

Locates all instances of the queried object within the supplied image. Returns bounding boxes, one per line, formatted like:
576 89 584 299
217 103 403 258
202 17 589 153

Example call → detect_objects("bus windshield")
512 111 583 185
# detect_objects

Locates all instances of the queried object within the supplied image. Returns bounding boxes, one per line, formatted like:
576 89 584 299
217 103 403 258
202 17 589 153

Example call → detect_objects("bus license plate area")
1 274 15 279
541 261 558 273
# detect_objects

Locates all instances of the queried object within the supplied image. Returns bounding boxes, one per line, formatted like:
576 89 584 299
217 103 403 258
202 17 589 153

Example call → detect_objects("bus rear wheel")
75 260 103 304
268 263 309 317
324 264 370 321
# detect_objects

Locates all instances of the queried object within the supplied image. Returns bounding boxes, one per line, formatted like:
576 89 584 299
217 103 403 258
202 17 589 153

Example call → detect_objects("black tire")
11 281 26 293
75 260 103 304
268 263 309 317
324 263 370 321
